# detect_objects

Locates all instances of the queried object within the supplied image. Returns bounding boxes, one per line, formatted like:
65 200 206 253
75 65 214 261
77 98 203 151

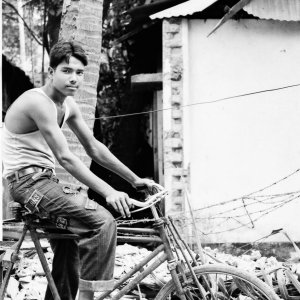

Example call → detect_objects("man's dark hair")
49 40 88 68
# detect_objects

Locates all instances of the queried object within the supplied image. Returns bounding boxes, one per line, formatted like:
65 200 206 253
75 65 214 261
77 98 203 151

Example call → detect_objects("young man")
2 40 160 300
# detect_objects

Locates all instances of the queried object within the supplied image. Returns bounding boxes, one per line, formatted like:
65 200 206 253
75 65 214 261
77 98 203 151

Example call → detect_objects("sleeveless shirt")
2 88 70 178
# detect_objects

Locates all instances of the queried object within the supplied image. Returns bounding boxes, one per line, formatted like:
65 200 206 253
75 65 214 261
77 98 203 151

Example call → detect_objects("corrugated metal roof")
150 0 300 21
150 0 218 19
244 0 300 21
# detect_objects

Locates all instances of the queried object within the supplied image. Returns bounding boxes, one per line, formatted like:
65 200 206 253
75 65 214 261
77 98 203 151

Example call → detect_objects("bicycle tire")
155 264 281 300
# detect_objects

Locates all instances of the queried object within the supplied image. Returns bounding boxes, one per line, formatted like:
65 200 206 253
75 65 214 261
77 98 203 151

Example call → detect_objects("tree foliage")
2 0 63 73
98 0 146 147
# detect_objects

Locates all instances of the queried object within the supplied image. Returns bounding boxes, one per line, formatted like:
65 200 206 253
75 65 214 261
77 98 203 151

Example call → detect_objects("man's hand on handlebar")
107 179 164 218
105 191 133 218
132 178 164 193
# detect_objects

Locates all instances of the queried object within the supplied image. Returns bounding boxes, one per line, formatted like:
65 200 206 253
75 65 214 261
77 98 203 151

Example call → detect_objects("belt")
6 166 53 183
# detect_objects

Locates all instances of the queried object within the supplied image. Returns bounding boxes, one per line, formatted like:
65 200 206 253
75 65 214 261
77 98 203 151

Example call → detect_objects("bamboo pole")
184 187 206 263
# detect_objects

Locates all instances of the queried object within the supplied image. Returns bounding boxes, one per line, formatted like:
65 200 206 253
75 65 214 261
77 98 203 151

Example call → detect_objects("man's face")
50 56 85 96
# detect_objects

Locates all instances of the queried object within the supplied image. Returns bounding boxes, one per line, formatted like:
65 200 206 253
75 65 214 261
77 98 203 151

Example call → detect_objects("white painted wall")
0 127 2 240
185 19 300 243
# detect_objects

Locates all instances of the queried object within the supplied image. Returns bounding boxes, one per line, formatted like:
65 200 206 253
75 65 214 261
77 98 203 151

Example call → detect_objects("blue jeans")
8 170 117 300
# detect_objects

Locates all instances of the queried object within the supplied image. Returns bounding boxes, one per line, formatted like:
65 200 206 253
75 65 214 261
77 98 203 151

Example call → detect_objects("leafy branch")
3 0 43 45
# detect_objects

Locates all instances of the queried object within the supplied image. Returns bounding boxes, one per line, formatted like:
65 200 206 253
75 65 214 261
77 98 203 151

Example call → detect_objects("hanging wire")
85 82 300 121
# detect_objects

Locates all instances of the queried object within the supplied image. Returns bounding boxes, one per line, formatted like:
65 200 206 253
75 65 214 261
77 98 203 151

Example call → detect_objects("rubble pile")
4 243 52 300
4 242 171 300
204 248 283 274
204 247 300 299
3 243 300 300
114 243 171 288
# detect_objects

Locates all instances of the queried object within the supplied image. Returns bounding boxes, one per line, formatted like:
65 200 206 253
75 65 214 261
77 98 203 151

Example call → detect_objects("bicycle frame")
1 191 202 300
96 198 199 300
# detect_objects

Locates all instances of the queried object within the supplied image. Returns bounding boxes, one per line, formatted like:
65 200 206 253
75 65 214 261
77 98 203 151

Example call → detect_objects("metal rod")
184 187 206 263
111 253 168 300
168 217 199 266
0 224 28 299
168 217 212 300
30 227 61 300
166 219 196 300
117 235 162 244
118 227 159 235
156 220 187 300
97 244 165 300
165 222 194 300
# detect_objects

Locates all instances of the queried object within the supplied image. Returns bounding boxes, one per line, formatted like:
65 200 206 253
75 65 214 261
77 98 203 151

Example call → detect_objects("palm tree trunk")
57 0 103 190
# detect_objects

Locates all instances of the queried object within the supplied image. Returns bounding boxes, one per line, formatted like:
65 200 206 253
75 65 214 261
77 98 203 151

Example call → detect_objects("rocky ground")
3 241 300 300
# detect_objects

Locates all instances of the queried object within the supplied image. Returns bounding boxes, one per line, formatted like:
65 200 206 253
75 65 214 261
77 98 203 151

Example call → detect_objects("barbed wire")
181 193 300 235
184 228 285 255
169 169 300 235
191 168 300 213
202 191 300 219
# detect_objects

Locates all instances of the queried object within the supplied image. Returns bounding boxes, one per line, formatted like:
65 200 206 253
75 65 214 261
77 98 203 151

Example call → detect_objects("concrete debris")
115 244 171 289
6 276 18 299
5 242 53 300
3 243 300 299
204 247 283 275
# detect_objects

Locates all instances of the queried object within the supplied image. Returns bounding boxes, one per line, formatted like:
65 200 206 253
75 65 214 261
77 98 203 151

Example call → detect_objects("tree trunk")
17 0 26 69
57 0 103 190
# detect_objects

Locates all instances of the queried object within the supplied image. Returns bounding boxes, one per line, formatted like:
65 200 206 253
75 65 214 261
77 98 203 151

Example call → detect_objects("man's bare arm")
27 95 132 217
66 98 155 189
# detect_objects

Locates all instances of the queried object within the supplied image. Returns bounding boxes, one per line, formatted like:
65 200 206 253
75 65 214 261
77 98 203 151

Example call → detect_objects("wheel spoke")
155 265 280 300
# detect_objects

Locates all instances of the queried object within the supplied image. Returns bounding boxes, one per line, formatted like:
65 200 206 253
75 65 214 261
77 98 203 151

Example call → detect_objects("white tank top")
2 88 70 178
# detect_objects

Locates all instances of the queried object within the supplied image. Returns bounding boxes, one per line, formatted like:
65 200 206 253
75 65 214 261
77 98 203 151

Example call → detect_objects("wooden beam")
131 73 163 91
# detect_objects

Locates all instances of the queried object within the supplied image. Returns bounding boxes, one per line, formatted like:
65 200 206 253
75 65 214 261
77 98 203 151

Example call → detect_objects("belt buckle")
31 168 48 180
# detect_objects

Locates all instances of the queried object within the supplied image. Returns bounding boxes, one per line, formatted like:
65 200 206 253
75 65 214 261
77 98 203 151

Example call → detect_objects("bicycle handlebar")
129 189 168 214
130 189 168 208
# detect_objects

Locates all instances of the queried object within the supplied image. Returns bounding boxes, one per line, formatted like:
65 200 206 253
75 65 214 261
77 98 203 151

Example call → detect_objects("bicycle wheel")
155 264 281 300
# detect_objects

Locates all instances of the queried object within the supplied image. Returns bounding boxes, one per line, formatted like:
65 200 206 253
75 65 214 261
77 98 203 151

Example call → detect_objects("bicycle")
1 186 281 300
99 186 281 300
